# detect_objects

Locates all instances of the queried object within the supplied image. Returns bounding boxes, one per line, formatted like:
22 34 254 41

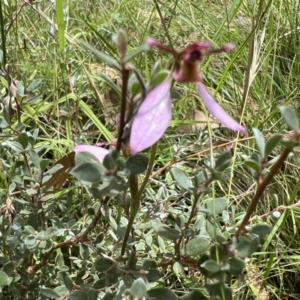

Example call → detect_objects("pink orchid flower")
73 139 117 163
149 38 246 133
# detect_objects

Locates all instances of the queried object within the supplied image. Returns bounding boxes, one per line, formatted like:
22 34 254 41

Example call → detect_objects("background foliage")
0 0 300 299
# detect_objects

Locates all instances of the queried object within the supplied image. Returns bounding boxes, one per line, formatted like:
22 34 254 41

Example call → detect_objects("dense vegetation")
0 0 300 299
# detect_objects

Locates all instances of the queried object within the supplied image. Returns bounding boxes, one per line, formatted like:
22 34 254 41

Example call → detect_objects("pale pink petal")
222 43 235 52
196 81 247 136
130 78 172 154
73 145 109 163
146 38 177 56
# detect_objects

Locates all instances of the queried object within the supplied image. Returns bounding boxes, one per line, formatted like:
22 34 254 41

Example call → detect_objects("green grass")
1 0 300 299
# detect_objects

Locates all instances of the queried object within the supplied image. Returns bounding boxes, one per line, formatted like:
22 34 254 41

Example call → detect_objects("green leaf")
68 162 105 183
265 134 282 157
106 266 119 284
244 159 260 172
63 276 73 292
252 128 265 158
200 259 220 274
281 140 300 148
205 282 232 300
151 60 163 79
206 220 226 243
228 257 245 276
215 151 232 172
181 290 208 300
147 288 177 300
102 292 117 300
124 43 150 63
173 261 184 276
75 151 101 165
99 72 121 99
68 290 88 300
131 278 147 298
125 154 148 175
3 106 11 126
175 215 185 230
94 257 113 272
184 237 210 256
279 106 299 131
128 73 142 97
18 132 29 149
0 271 8 287
156 226 181 241
170 167 193 191
89 175 126 197
236 236 259 258
80 41 121 71
5 141 24 152
200 198 229 215
40 287 60 299
87 288 99 300
3 261 14 276
93 278 106 289
252 224 272 236
29 149 41 168
27 78 42 92
150 70 171 87
102 152 117 170
210 244 226 262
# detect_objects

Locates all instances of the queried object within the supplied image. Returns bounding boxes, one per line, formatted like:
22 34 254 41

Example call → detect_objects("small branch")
116 66 130 152
121 175 139 255
235 148 292 237
28 200 106 275
153 0 173 48
175 177 213 259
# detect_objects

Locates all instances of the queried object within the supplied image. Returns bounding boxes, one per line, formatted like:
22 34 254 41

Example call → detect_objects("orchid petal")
130 78 172 154
73 145 109 163
146 38 178 56
179 42 212 61
196 81 247 136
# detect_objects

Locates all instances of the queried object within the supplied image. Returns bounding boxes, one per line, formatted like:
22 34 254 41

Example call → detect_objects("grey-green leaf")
40 287 60 299
125 154 148 175
265 134 282 157
18 132 29 149
80 41 121 71
131 278 147 298
200 198 229 215
252 224 272 236
236 236 259 258
147 288 177 300
68 162 105 183
210 244 226 262
27 78 42 92
0 271 8 287
200 259 220 274
181 290 208 300
215 151 232 172
124 43 150 63
63 276 73 292
206 220 226 243
170 167 193 191
94 257 113 272
68 290 88 300
184 237 210 256
279 106 299 131
205 282 232 300
156 226 181 241
228 257 245 276
253 128 265 158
